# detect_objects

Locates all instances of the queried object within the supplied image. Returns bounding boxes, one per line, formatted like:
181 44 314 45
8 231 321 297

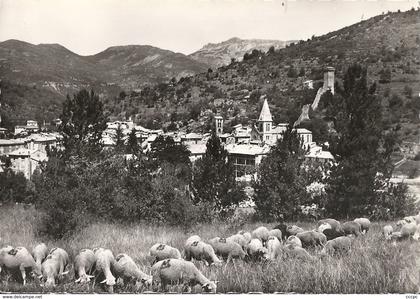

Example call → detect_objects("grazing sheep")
226 234 249 249
152 259 217 293
113 253 152 288
185 240 222 266
185 235 201 247
317 223 332 233
400 222 417 239
0 246 41 285
283 244 314 260
32 243 48 269
404 216 417 224
273 223 288 240
342 221 362 237
251 226 270 244
268 229 282 242
322 228 345 241
285 235 302 248
317 219 341 232
237 231 252 243
413 224 420 241
246 239 268 261
94 248 117 293
296 231 327 248
149 243 182 265
208 237 247 262
383 225 394 240
74 249 96 283
41 247 70 287
354 218 371 234
286 225 304 236
266 236 282 260
322 236 352 255
396 219 408 228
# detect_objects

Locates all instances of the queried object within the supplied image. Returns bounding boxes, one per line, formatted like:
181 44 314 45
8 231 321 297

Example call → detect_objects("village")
0 68 336 182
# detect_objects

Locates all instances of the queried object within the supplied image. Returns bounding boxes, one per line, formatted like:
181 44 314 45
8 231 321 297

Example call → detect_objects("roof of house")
188 143 207 155
225 143 271 156
305 147 334 160
296 128 312 134
0 139 26 146
182 133 203 140
258 98 273 122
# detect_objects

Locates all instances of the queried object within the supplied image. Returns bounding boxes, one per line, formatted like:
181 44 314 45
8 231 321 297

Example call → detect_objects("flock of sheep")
0 214 419 294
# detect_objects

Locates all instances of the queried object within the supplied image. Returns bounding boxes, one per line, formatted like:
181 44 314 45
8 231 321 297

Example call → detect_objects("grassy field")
0 204 418 294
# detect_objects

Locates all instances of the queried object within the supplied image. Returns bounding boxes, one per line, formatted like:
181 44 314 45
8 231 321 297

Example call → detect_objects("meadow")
0 204 418 294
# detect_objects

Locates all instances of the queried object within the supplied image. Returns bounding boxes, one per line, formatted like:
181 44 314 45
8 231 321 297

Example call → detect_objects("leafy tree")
379 67 392 83
150 136 191 166
253 125 307 221
59 89 108 159
287 66 298 78
113 123 125 153
191 131 244 218
126 128 140 155
325 64 402 218
299 67 305 77
0 168 32 204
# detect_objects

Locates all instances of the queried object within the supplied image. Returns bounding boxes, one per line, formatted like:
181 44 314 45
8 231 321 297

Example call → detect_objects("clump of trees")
31 89 245 239
253 64 414 221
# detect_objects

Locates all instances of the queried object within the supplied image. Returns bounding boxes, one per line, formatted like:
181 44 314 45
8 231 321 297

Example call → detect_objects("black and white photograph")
0 0 419 295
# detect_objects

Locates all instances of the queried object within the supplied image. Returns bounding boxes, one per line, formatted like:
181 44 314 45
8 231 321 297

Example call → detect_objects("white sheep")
317 219 341 232
266 236 282 260
383 225 393 240
268 229 282 242
94 247 117 293
185 240 222 266
0 246 41 285
32 243 48 269
185 235 201 247
149 243 182 265
226 233 249 248
285 235 302 248
251 226 270 244
317 223 332 233
246 238 268 261
152 258 217 293
113 253 152 289
413 224 420 241
283 244 314 260
400 222 417 239
286 225 304 236
40 247 70 287
354 218 371 234
237 231 252 243
74 249 96 283
321 236 352 255
208 237 247 262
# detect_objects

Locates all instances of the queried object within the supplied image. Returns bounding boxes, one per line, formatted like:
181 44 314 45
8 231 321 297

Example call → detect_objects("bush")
0 169 32 204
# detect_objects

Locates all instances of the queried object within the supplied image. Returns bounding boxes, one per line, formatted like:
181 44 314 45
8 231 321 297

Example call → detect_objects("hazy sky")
0 0 417 55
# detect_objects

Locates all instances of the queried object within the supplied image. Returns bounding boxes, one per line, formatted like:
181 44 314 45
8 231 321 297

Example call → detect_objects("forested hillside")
107 9 419 143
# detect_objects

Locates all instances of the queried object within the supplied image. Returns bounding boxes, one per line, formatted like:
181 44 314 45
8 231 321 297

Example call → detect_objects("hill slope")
110 9 420 143
0 41 209 125
189 37 293 68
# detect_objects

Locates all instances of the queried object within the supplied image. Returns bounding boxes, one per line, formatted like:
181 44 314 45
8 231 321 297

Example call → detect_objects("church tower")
258 98 273 142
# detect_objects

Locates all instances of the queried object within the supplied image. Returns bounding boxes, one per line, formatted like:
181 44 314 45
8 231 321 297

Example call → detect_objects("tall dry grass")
0 204 417 293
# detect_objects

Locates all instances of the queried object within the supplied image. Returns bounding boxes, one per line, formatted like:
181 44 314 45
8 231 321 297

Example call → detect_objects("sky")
0 0 417 56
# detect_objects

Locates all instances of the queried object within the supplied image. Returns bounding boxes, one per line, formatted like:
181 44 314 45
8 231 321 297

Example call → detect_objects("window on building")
266 135 270 141
266 123 270 131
